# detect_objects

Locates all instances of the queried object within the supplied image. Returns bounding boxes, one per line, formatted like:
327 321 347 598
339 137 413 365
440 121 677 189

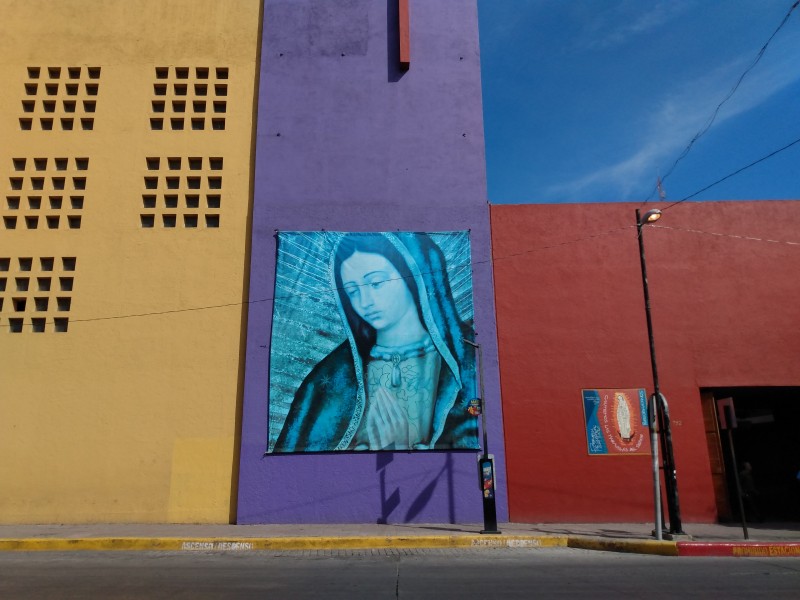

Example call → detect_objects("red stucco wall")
490 201 800 522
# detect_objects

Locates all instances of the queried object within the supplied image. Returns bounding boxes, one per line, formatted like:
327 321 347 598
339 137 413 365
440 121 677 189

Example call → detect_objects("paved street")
2 547 799 599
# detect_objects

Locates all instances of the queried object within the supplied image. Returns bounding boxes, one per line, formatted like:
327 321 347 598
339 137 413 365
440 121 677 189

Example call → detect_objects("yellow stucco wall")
0 0 261 523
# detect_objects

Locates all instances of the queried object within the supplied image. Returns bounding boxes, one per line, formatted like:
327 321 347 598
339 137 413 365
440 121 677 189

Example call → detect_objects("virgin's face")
340 251 415 332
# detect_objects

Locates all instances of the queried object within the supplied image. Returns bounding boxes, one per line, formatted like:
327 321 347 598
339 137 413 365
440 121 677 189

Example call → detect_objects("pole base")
480 529 502 535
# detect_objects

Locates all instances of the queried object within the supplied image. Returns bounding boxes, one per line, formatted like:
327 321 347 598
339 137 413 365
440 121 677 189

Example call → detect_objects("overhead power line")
662 134 800 210
645 0 800 201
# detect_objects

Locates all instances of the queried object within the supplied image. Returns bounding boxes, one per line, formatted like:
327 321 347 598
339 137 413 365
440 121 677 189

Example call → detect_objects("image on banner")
268 231 479 453
582 388 650 455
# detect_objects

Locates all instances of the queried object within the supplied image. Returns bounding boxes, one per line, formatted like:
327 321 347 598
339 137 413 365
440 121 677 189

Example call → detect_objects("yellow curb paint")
0 538 186 552
0 535 568 553
568 536 678 556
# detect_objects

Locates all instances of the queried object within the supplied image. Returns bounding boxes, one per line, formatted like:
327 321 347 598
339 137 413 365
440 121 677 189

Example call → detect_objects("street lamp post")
636 208 685 537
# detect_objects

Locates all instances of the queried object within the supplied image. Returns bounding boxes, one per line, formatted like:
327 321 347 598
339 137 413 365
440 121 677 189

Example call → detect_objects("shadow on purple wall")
386 0 407 82
377 452 456 523
237 0 508 525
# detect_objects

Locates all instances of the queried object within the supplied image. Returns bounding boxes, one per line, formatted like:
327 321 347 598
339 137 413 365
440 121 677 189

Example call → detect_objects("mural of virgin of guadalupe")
273 232 479 452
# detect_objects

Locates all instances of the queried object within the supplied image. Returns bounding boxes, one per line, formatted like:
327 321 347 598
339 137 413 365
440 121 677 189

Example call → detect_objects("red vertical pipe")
399 0 410 70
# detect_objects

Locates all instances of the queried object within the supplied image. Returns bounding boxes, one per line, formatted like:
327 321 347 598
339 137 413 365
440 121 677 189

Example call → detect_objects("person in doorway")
794 466 800 520
739 461 763 522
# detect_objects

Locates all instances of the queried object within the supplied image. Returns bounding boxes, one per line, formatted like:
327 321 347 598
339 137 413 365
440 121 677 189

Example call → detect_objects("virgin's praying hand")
365 386 408 449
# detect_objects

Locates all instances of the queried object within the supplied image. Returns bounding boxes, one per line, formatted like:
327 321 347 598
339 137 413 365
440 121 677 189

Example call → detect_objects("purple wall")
237 0 507 524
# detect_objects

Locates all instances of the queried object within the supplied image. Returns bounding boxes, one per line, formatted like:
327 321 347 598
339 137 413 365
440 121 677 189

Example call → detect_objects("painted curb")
3 535 798 556
677 542 800 558
567 536 679 556
0 535 568 553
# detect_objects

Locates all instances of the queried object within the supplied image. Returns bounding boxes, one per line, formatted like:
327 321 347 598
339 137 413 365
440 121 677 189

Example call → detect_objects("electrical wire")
1 227 636 329
661 134 800 210
2 215 797 330
650 223 800 246
644 0 799 202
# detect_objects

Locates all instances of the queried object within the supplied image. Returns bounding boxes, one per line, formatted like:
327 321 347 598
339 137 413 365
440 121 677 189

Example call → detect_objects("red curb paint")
677 542 800 557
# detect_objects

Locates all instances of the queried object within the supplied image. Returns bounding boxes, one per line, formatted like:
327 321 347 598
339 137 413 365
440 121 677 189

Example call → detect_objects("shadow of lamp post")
636 208 686 538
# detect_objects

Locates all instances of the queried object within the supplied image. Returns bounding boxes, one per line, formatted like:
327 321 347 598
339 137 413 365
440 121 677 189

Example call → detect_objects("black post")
637 209 684 535
656 393 684 534
464 338 500 534
723 405 749 540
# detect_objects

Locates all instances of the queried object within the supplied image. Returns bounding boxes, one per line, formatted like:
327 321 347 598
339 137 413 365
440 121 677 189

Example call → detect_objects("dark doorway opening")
702 387 800 522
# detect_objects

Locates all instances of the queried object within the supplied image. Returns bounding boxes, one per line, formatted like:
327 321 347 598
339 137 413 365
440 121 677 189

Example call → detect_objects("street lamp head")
639 209 662 225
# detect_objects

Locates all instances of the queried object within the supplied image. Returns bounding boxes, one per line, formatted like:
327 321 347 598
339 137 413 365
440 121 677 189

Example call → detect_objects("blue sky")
478 0 800 204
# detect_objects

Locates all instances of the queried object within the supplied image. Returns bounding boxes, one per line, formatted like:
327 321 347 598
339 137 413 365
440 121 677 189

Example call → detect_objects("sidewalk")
1 522 798 557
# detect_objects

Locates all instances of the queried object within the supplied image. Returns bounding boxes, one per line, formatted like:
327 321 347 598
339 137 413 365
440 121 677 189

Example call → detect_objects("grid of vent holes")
141 157 223 228
0 256 75 333
4 158 87 230
150 67 228 131
20 66 100 131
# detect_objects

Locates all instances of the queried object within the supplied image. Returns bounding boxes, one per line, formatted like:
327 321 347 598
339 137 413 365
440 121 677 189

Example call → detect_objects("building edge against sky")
492 201 800 523
236 0 508 525
0 0 262 523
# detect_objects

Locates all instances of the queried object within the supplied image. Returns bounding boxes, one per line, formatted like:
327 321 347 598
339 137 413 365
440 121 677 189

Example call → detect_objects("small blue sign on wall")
582 388 650 456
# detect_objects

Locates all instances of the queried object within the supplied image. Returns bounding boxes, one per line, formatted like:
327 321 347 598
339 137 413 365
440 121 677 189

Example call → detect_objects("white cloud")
545 42 800 201
579 1 691 50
